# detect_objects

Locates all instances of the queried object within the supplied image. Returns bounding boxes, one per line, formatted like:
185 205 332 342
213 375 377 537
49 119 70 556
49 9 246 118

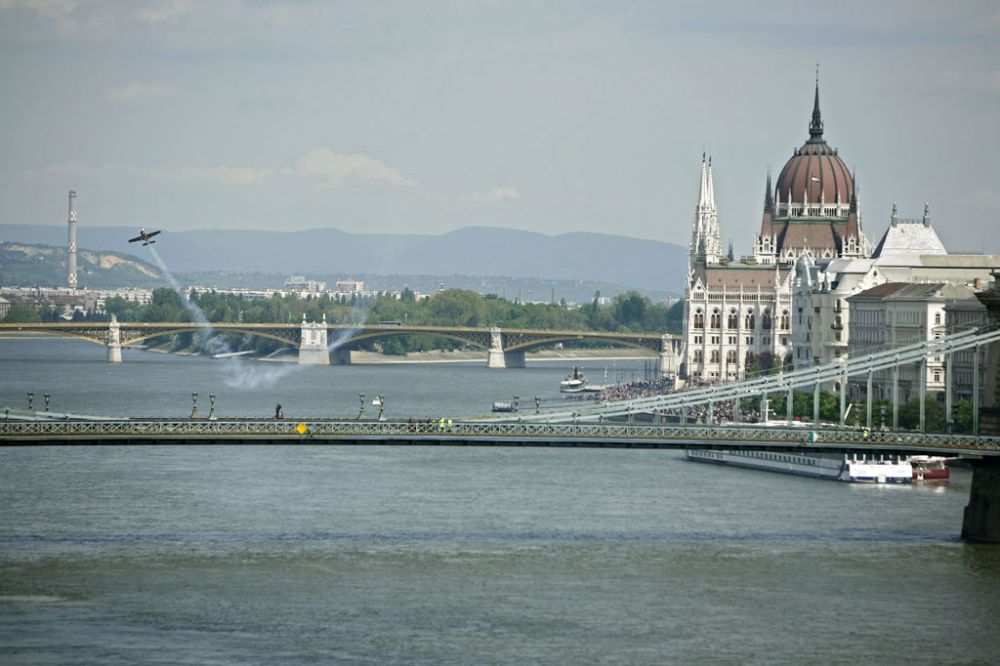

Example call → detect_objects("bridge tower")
298 314 330 365
486 327 525 369
658 334 679 377
106 315 122 363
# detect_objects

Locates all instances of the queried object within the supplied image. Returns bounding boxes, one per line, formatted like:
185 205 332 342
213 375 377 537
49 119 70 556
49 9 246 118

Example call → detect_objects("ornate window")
727 309 738 329
710 350 719 363
694 309 704 329
761 309 772 330
693 350 703 363
710 308 721 329
780 310 789 330
744 311 755 329
726 350 737 363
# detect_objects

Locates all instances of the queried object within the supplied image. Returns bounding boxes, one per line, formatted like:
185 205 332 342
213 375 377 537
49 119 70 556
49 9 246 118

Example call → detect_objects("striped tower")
67 191 78 289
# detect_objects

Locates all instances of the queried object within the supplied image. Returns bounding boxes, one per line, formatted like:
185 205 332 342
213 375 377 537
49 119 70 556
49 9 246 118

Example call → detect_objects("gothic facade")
682 80 867 383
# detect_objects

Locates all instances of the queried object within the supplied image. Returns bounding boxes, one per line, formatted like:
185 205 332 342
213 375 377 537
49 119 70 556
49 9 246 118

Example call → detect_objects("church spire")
808 64 824 143
690 153 721 266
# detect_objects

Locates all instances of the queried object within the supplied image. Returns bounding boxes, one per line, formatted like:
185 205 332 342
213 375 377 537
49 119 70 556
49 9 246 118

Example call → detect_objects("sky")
1 0 998 254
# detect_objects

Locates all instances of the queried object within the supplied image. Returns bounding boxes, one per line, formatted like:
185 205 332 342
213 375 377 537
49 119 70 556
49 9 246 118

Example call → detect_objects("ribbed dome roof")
773 82 853 207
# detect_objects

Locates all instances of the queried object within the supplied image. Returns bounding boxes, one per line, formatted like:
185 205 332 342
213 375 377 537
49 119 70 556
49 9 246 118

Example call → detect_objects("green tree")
2 303 40 323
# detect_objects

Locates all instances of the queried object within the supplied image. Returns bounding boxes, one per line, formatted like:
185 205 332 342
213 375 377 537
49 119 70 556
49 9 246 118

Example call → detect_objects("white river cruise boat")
685 449 913 484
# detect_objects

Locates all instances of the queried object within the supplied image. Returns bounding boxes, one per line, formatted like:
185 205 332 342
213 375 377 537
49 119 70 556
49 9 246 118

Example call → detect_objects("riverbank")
349 348 653 365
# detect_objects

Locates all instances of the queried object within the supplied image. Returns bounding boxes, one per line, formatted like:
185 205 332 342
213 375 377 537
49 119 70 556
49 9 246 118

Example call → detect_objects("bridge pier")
331 348 352 365
657 335 678 376
487 327 507 368
298 315 330 365
107 316 122 363
962 458 1000 543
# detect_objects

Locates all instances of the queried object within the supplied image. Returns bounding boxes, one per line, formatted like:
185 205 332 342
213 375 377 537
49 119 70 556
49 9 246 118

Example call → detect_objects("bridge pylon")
298 315 330 365
107 315 122 363
486 327 524 369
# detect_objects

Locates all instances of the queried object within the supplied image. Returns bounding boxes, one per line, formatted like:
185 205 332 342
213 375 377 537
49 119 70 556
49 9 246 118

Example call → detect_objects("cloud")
106 82 178 104
292 148 417 190
467 186 523 207
0 0 75 15
30 148 414 190
29 160 269 186
136 0 192 23
960 189 1000 214
158 165 273 186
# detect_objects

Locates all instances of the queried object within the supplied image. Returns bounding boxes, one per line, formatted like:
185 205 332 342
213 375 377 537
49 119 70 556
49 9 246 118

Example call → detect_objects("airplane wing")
146 230 162 238
128 235 143 243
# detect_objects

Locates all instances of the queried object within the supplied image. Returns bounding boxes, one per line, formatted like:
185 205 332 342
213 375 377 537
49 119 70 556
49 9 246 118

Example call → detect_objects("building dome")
773 82 853 206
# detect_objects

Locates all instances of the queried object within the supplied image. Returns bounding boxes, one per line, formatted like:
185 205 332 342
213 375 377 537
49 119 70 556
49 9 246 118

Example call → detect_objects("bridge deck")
1 418 997 456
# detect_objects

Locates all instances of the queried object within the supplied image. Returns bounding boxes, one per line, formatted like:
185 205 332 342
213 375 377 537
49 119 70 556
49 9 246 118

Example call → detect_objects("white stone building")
848 282 984 403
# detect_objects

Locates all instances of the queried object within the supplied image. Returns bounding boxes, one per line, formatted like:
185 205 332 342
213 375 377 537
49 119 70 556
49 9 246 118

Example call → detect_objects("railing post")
733 397 739 424
839 369 847 427
866 368 873 429
919 357 927 433
786 385 793 426
945 350 953 433
973 343 981 436
813 381 820 426
892 362 900 431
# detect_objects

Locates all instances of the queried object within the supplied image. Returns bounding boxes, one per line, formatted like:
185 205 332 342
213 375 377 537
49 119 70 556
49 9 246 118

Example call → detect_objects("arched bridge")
0 319 681 371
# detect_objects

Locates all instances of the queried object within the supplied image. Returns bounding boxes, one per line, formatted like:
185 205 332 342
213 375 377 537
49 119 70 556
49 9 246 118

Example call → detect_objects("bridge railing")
1 418 998 454
502 323 1000 423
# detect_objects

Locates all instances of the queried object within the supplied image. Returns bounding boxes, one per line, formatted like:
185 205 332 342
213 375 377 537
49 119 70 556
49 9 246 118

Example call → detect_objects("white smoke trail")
148 245 299 388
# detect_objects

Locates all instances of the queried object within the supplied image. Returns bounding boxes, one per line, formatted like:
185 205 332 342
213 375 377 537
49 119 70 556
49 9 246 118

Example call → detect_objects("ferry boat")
908 455 950 482
560 367 587 393
685 449 913 484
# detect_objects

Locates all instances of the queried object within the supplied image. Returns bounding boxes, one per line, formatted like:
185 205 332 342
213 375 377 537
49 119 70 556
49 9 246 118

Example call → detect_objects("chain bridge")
0 319 680 371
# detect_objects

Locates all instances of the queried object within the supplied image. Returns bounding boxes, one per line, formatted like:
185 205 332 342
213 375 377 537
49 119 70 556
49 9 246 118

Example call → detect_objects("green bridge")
2 416 1000 543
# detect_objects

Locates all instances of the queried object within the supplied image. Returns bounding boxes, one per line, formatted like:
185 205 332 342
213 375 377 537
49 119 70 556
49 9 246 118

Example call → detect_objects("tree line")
3 287 683 356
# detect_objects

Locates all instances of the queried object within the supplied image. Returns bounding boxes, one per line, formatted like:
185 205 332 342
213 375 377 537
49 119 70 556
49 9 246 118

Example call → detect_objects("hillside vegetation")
0 242 164 289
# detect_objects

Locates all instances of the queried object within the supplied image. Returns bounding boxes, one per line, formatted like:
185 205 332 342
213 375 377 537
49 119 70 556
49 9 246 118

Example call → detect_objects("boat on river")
685 449 913 483
560 367 587 393
908 455 950 482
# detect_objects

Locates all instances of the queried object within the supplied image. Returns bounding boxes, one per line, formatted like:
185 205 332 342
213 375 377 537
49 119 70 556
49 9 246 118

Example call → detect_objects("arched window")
693 309 704 329
710 309 721 329
693 350 703 363
710 350 719 363
726 350 736 364
745 351 755 365
762 309 772 330
727 309 738 329
745 311 755 329
780 310 789 330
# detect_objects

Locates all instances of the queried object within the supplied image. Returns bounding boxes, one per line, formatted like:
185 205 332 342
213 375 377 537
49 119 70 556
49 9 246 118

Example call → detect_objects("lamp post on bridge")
191 392 200 419
26 392 33 412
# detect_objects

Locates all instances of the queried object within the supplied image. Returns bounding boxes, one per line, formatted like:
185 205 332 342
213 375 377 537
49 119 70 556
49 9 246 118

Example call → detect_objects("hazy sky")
1 1 998 254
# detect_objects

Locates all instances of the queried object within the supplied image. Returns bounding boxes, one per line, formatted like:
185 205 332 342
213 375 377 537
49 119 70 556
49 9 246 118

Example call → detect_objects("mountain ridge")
0 224 686 294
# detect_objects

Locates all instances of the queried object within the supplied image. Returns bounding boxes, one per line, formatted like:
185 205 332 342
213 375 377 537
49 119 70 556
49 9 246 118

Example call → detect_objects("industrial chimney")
67 190 78 289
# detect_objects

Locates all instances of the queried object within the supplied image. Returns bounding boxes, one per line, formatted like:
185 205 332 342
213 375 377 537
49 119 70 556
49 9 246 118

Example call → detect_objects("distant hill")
0 225 687 294
0 241 164 289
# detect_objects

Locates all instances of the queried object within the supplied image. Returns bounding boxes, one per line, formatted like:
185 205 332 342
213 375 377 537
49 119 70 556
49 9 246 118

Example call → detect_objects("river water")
2 337 999 665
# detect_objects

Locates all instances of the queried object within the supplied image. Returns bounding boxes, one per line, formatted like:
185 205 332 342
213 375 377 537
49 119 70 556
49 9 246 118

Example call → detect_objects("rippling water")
2 338 999 664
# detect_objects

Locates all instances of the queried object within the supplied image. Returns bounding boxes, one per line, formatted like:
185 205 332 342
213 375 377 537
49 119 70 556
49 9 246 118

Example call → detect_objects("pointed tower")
689 153 721 267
